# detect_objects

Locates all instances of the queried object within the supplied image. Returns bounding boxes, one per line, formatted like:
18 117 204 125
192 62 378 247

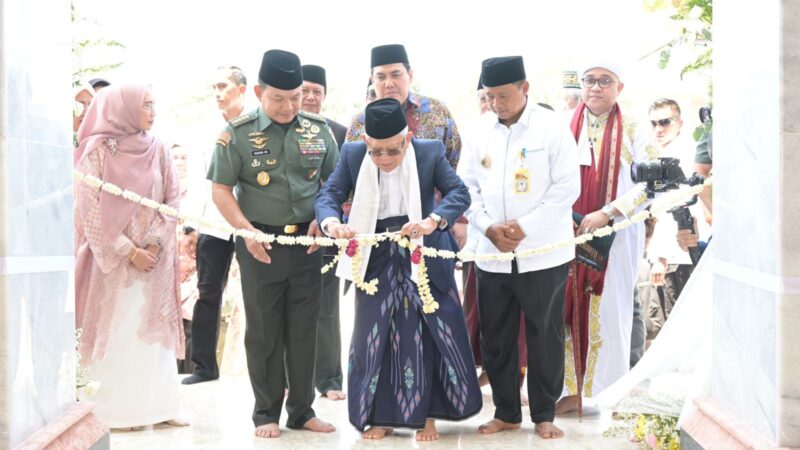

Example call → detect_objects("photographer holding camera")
645 99 710 324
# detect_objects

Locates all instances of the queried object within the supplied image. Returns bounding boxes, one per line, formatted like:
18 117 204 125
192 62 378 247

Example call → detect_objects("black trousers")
235 237 322 428
662 263 694 318
190 233 235 379
476 261 569 424
177 319 195 374
315 253 343 394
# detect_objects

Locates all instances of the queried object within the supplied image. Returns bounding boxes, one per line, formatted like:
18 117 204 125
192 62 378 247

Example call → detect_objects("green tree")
644 0 712 79
644 0 713 141
71 1 126 86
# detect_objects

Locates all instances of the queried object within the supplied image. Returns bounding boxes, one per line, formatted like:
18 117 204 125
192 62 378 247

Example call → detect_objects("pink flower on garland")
411 247 422 264
346 239 358 257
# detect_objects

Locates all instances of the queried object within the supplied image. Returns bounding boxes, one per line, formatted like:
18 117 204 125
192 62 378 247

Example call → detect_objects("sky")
73 0 711 149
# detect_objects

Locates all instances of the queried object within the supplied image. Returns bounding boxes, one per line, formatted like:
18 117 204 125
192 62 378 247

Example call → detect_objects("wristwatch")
601 204 616 221
428 213 447 230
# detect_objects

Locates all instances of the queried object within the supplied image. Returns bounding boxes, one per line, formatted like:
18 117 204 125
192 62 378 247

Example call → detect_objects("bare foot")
555 395 579 415
161 419 189 427
324 390 347 400
362 426 393 439
535 422 564 439
478 418 521 434
478 371 490 387
255 423 280 438
521 391 529 406
302 417 336 433
416 419 439 441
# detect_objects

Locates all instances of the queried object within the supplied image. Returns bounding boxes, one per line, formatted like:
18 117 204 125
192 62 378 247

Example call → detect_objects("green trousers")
314 255 343 394
235 238 322 428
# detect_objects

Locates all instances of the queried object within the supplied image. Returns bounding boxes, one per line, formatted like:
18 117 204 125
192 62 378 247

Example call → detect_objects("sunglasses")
650 118 674 128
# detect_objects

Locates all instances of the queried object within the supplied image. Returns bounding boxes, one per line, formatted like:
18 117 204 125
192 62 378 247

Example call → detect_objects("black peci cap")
371 44 409 68
302 64 326 89
365 98 407 139
259 49 303 90
481 56 526 87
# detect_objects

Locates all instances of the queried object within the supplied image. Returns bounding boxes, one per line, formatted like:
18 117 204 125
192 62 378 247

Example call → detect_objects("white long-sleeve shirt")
377 167 407 219
458 101 581 273
183 113 249 241
648 134 710 265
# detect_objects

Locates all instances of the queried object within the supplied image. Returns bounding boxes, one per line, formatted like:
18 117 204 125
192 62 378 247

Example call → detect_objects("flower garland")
320 249 343 274
74 170 712 303
409 246 439 314
346 238 379 295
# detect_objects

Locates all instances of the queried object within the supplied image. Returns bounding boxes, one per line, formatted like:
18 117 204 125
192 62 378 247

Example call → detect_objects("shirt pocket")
297 138 328 168
514 146 548 195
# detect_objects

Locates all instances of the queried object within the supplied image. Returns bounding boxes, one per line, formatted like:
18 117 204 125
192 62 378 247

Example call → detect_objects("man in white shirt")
459 56 580 439
646 99 707 328
182 66 247 385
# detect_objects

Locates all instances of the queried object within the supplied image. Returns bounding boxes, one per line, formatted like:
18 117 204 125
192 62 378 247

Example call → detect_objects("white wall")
0 0 76 446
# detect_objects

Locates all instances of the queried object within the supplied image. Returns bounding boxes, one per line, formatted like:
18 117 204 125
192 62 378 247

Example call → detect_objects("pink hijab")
74 84 161 240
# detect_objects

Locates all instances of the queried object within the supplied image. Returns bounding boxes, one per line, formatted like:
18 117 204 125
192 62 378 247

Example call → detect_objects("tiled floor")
110 277 638 449
110 375 638 449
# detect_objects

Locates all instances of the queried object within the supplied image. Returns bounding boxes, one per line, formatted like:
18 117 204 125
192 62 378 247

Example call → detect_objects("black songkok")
365 98 407 139
259 49 303 90
481 56 526 87
371 44 409 68
302 64 326 89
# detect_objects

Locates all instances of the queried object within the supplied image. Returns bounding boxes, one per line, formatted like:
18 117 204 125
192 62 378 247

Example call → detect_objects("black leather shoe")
181 374 218 385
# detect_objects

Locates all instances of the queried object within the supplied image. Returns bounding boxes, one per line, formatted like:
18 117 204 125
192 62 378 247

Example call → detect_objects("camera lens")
631 161 664 183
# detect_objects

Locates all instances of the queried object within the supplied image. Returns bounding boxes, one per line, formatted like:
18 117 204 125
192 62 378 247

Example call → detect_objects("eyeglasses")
368 148 403 158
368 137 406 158
581 77 616 88
650 118 674 128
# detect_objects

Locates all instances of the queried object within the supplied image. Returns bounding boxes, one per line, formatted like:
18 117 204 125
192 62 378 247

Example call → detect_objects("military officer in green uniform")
208 49 339 439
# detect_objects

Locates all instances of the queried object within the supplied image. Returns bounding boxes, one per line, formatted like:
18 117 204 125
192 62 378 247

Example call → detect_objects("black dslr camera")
630 157 687 199
631 157 705 264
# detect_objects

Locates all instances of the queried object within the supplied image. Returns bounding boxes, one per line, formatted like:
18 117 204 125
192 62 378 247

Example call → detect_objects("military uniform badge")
257 170 270 186
216 131 231 148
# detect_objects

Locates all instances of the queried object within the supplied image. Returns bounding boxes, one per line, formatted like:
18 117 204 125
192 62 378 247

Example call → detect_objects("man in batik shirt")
346 44 462 170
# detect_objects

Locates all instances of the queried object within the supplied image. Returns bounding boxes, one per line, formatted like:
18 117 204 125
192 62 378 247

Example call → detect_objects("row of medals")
251 119 321 187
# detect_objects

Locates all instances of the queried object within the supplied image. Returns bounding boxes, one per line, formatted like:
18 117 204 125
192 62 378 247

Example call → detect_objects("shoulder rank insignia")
230 113 258 128
298 110 325 122
216 131 231 148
